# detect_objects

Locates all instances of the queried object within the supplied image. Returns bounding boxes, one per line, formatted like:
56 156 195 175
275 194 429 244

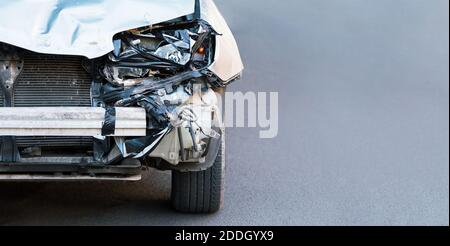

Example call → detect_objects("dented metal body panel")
0 0 243 181
0 0 196 59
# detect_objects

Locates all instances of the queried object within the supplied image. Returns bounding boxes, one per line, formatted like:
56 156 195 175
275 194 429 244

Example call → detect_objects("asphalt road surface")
0 0 448 226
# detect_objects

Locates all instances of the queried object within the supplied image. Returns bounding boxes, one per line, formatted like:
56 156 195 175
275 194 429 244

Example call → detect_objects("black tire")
171 137 225 213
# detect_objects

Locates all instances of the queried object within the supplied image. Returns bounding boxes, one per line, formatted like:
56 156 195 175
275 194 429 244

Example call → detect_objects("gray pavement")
0 0 448 225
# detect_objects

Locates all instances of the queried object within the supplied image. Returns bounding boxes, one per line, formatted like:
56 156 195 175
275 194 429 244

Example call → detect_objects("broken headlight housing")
101 20 217 87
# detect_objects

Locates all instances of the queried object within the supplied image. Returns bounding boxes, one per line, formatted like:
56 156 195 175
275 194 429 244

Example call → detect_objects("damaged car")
0 0 243 213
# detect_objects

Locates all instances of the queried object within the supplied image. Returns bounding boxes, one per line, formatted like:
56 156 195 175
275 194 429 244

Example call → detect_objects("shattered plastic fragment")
115 127 171 158
154 42 191 65
102 65 150 85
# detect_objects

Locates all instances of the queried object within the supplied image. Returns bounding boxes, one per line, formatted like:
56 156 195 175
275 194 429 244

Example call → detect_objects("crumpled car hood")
0 0 196 59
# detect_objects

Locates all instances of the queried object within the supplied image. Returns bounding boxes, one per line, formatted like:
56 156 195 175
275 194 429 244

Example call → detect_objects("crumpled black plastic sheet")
101 107 116 136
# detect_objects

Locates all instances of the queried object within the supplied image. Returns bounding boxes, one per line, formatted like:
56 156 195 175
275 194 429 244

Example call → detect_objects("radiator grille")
2 52 94 148
15 136 93 148
14 53 92 107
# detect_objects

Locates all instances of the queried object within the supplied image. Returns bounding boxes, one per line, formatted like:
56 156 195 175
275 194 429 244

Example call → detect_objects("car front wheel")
171 137 225 213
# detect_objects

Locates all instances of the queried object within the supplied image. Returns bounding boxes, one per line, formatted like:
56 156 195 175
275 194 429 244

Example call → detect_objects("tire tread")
171 139 225 213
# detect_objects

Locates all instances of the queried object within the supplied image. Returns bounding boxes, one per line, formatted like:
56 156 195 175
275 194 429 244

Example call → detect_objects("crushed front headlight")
100 19 217 87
